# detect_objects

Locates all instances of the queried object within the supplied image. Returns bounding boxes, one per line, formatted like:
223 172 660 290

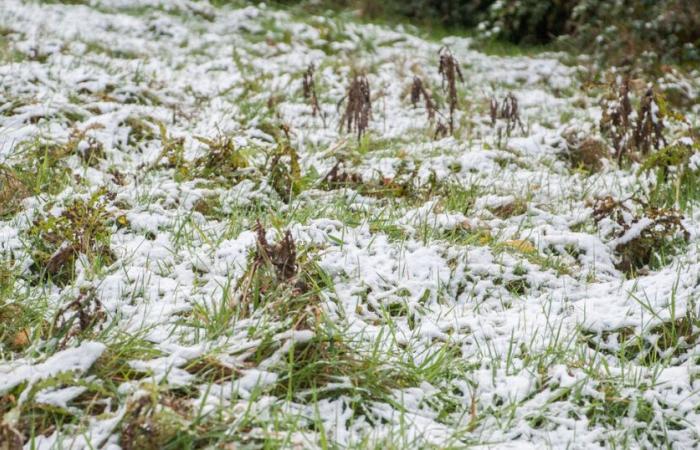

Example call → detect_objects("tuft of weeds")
438 46 463 134
338 73 372 142
26 192 115 286
255 221 298 282
302 63 326 127
123 116 159 148
592 196 689 275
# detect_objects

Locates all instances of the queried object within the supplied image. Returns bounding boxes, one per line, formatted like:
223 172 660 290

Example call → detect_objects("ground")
1 1 700 449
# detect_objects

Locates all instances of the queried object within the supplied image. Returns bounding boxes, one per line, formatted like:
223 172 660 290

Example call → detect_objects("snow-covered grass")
1 0 700 448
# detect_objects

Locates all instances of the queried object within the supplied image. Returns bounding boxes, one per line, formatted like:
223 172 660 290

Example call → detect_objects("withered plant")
562 129 609 172
410 76 436 122
255 221 298 282
434 120 449 140
303 63 326 127
50 289 106 349
193 134 249 180
338 74 372 141
321 160 362 189
634 87 667 156
600 77 667 163
438 46 464 134
234 222 323 328
600 76 634 163
591 196 688 275
267 142 303 203
490 92 524 136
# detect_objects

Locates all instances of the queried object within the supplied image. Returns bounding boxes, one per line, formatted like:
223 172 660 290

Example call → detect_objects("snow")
0 0 699 448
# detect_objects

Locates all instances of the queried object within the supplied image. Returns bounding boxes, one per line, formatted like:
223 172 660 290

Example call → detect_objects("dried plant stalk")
600 76 633 163
303 63 326 127
338 74 372 141
410 76 436 122
438 46 464 134
634 87 666 156
255 220 297 281
600 77 666 163
434 120 449 140
489 92 524 136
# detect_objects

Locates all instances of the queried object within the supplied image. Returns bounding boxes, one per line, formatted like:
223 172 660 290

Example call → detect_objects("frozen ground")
1 1 700 448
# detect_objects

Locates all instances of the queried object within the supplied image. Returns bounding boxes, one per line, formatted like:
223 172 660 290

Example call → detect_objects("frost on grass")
0 0 700 448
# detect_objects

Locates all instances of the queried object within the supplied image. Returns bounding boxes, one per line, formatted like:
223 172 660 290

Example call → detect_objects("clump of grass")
26 192 115 285
438 46 464 134
599 76 633 162
272 328 415 405
339 73 372 142
592 196 688 275
490 92 524 137
302 63 326 127
149 121 186 175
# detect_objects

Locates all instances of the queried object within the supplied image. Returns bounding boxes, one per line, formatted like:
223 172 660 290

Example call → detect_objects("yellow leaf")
503 239 536 254
12 328 30 348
